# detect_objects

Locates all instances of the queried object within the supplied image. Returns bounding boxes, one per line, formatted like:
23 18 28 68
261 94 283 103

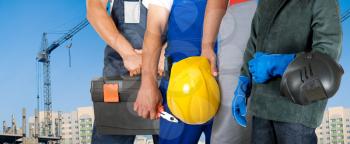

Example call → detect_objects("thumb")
134 49 143 54
239 102 247 116
210 58 218 77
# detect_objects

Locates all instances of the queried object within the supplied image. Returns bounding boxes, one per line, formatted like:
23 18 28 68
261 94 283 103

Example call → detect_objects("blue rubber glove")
248 52 295 83
232 76 251 127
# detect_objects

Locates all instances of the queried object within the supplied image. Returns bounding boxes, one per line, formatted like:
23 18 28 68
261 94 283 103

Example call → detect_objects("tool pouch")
90 76 159 135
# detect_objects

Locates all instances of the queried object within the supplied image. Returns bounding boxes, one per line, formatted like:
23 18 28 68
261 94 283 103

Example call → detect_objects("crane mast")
36 19 89 137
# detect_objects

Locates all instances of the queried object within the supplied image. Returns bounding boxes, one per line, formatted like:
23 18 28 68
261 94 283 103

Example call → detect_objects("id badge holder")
124 0 141 23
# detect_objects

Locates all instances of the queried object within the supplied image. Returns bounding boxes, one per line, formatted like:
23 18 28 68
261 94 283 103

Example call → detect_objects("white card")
124 1 141 23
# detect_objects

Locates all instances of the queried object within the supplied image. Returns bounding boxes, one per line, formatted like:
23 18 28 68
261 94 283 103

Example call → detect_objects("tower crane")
342 8 350 22
36 19 89 137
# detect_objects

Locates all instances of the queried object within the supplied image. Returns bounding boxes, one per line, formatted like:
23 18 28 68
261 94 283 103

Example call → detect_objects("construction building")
316 107 350 144
29 106 94 144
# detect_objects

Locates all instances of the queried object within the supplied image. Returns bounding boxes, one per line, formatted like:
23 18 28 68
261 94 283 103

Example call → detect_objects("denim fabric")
251 116 317 144
91 126 159 144
103 0 147 78
94 1 158 143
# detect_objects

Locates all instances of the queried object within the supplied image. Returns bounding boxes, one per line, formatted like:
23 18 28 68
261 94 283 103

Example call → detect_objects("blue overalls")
159 0 216 143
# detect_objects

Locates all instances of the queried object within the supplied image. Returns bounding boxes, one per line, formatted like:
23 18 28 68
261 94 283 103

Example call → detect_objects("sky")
0 0 349 126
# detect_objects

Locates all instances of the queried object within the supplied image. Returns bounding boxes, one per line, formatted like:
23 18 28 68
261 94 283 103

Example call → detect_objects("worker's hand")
201 47 218 76
248 52 295 83
232 76 251 127
134 81 163 120
122 49 143 77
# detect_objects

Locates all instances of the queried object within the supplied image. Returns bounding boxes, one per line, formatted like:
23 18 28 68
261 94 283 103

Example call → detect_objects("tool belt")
90 76 159 135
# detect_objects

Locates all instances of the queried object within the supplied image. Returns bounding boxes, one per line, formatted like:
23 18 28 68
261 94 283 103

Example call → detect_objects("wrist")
112 36 135 59
141 72 158 85
201 42 215 50
120 50 136 60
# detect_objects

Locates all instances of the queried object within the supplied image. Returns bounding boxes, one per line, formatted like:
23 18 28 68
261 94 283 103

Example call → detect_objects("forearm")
202 0 228 49
86 0 134 58
141 5 169 84
142 31 163 84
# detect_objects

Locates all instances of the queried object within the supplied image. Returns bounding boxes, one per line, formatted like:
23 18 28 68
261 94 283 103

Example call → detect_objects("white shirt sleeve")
142 0 173 11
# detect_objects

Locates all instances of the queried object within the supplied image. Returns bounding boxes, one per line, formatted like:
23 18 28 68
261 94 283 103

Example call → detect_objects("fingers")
239 102 247 117
141 108 150 119
129 66 142 77
236 115 248 127
134 101 146 119
149 109 157 120
158 68 164 76
233 104 247 127
134 49 143 54
209 58 218 77
248 60 255 73
133 102 139 112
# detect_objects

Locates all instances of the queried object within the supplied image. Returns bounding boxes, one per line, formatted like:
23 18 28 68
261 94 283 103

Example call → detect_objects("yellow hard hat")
167 56 220 125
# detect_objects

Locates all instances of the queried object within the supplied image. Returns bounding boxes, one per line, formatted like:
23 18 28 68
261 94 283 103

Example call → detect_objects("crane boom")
342 8 350 22
37 19 89 62
36 18 89 137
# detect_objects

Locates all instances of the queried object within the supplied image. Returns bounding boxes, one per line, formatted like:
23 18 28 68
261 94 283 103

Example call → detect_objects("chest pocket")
110 0 147 49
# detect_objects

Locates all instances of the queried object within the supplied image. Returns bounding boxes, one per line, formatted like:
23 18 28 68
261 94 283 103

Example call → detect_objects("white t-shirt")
142 0 174 11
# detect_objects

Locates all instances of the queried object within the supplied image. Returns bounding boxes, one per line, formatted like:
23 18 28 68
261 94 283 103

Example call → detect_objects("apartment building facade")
316 107 350 144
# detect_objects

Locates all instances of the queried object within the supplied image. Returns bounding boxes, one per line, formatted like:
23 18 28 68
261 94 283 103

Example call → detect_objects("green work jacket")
242 0 342 128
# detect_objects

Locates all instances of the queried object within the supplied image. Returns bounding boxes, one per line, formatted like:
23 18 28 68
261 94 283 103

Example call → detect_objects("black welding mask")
280 52 344 105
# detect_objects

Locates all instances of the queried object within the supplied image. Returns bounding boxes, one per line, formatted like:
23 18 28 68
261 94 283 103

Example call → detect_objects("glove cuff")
271 54 295 77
